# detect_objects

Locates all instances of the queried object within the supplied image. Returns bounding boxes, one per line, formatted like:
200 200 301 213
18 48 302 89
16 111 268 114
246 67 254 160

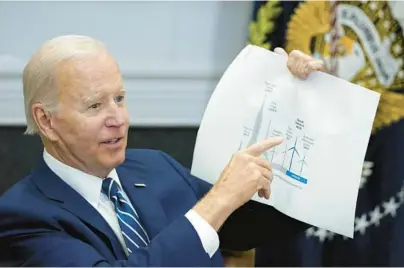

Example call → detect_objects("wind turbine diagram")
237 90 312 186
283 136 308 184
298 155 308 176
270 141 288 175
278 143 288 169
287 137 300 171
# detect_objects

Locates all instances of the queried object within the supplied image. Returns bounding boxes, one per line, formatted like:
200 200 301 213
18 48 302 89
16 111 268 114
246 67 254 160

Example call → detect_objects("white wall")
0 1 253 126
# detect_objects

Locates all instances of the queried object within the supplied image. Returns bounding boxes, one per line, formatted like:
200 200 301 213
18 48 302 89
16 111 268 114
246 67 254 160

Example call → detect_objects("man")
0 35 324 266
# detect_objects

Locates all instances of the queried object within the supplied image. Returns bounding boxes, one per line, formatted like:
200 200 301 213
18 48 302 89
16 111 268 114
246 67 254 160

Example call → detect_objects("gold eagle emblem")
249 1 404 133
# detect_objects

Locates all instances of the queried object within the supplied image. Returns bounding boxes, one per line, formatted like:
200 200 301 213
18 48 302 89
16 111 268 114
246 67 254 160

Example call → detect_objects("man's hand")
193 137 284 231
274 47 325 79
213 137 283 204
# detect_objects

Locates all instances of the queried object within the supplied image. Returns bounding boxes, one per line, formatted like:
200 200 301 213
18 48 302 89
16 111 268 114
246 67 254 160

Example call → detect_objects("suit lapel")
31 157 126 260
117 164 168 239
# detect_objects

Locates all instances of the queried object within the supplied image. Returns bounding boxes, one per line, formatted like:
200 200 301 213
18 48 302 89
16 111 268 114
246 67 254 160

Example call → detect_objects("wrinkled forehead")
55 52 123 102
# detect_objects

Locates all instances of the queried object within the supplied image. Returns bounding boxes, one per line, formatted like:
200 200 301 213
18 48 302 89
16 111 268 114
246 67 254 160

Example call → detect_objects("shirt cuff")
185 209 220 258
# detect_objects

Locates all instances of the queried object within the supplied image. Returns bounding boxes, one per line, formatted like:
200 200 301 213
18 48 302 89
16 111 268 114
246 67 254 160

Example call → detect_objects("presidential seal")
285 1 404 133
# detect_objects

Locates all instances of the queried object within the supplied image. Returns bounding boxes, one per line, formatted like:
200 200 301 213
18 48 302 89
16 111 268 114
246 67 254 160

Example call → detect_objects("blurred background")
1 0 404 266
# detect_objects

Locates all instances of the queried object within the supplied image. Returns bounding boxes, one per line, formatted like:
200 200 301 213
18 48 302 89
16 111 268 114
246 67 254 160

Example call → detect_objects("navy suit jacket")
0 149 306 266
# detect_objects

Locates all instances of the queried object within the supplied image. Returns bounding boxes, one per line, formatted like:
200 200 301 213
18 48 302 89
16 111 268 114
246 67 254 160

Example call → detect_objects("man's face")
49 51 129 177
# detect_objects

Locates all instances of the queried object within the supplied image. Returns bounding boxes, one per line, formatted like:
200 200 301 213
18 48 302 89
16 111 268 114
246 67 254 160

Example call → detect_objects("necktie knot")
102 177 119 200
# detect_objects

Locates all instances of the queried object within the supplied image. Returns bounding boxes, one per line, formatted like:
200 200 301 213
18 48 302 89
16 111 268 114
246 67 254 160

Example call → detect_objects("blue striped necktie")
102 177 150 254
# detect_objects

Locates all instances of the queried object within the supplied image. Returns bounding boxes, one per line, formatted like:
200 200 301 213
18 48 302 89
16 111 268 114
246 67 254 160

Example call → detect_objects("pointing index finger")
244 137 284 157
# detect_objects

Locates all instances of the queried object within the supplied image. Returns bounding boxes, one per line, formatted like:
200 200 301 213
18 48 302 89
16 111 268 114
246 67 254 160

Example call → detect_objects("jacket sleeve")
0 208 214 267
159 151 309 251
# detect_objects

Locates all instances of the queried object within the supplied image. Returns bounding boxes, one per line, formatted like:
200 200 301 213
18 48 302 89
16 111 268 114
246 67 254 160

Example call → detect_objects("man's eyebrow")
83 89 125 105
83 92 102 105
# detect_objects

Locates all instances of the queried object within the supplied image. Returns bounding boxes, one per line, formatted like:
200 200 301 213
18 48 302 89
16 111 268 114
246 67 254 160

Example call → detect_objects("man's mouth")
102 138 122 144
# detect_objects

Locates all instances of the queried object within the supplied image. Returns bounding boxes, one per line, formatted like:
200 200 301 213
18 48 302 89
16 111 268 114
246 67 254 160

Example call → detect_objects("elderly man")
0 35 323 266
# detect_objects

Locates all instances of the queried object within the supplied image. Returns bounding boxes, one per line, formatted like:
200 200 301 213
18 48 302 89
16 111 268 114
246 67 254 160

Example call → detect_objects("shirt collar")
43 149 122 209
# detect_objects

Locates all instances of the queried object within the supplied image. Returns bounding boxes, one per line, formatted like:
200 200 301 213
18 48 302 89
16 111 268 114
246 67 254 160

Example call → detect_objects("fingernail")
310 60 324 69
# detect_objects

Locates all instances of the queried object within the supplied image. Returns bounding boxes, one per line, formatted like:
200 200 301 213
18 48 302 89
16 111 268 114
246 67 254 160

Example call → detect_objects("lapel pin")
134 183 146 188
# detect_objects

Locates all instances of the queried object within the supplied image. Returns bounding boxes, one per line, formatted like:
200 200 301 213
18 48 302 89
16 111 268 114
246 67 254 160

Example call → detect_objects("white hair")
22 35 107 135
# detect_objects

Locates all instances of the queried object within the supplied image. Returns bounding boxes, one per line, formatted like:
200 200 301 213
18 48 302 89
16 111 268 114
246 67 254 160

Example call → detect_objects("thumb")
274 47 288 57
244 137 284 157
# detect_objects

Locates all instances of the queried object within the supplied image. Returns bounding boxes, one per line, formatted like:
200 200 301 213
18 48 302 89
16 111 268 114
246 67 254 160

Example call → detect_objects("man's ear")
31 103 58 141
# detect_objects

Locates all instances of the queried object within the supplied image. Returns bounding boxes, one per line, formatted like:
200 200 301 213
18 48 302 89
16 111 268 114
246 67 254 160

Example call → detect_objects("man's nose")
105 106 126 127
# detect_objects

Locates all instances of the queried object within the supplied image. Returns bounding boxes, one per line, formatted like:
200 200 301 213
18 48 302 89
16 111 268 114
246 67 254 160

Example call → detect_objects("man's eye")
115 95 124 103
89 103 101 109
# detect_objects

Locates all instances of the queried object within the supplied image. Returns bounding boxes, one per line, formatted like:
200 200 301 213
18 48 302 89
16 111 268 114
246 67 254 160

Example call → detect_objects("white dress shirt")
43 150 219 257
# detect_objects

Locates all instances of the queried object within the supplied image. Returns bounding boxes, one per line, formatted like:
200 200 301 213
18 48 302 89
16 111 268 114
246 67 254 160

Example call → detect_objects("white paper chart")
191 45 380 237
